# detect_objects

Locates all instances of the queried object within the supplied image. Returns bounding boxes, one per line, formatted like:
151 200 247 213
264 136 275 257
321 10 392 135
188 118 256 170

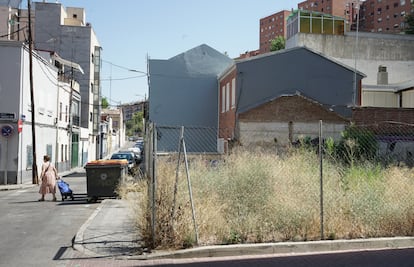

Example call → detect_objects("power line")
102 59 147 75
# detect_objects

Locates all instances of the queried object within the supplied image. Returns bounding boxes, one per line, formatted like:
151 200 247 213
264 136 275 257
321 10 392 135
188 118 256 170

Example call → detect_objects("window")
59 102 62 121
65 105 68 122
90 112 93 121
394 2 398 7
91 83 93 93
221 86 225 113
400 0 405 5
231 78 236 109
225 83 230 112
61 144 64 162
26 145 33 169
65 145 67 161
46 144 53 162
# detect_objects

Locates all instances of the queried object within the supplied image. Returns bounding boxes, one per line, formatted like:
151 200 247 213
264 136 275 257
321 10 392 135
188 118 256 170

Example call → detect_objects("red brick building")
359 0 413 33
298 0 349 17
259 10 291 54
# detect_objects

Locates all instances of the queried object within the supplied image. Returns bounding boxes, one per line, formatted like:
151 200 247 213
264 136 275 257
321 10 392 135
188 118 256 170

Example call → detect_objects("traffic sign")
1 125 14 137
18 119 23 133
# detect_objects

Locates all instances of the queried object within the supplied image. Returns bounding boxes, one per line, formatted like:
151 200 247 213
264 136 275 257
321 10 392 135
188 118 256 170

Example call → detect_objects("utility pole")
68 67 74 169
353 0 360 106
27 0 38 184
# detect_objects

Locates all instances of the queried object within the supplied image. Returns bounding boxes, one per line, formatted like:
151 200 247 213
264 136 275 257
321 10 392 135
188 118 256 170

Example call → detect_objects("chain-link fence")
143 121 414 248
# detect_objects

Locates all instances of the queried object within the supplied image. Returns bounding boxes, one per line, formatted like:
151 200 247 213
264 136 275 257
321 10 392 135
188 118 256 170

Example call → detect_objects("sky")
51 0 303 106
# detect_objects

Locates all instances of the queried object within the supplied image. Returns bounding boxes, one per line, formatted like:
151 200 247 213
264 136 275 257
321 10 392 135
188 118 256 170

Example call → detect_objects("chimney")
377 65 388 85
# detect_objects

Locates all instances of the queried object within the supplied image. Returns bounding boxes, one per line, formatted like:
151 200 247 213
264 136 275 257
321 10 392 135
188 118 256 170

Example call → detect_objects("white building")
33 2 102 164
0 40 82 184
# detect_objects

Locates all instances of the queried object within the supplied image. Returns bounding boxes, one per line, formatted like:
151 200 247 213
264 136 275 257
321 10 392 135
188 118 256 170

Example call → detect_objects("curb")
0 184 36 191
73 200 106 257
127 236 414 260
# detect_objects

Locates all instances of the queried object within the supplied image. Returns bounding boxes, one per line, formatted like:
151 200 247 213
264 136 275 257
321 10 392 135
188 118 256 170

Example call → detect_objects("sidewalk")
72 196 414 260
73 198 145 259
0 167 84 191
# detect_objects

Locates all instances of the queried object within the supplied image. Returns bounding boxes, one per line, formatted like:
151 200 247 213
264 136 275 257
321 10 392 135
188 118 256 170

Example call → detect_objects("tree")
126 111 143 137
102 97 109 109
405 13 414 34
270 36 285 51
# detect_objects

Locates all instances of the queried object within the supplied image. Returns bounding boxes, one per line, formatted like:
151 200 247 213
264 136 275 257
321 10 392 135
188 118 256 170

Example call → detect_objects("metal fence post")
319 120 324 240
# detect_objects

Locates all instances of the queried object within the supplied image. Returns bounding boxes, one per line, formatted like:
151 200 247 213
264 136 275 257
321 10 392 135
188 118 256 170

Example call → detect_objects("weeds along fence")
143 121 414 249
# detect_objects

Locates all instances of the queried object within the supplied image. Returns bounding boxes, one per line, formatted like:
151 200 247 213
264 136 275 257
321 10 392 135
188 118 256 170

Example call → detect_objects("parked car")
135 140 144 156
110 152 136 171
126 147 142 163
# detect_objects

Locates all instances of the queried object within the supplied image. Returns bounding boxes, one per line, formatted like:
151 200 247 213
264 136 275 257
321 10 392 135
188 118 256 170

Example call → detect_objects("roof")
287 9 346 21
52 53 84 74
240 91 351 121
165 44 234 77
363 80 414 92
235 46 366 78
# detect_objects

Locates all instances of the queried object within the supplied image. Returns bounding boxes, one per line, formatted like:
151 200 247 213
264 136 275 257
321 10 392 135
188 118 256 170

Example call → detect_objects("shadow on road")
62 172 86 178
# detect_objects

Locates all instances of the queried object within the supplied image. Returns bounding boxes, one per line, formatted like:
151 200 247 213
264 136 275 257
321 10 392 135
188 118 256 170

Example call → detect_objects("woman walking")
38 155 58 201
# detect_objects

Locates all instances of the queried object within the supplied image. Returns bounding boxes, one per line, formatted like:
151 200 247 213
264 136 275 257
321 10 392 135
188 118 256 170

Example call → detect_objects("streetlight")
353 0 360 106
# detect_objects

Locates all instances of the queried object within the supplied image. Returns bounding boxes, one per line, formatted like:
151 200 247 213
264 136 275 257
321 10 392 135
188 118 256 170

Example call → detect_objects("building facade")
359 0 413 33
33 2 102 164
0 41 80 184
149 44 233 153
218 46 364 149
259 10 291 54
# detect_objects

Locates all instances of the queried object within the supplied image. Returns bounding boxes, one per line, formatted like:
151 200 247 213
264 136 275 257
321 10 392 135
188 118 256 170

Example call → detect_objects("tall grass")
126 149 414 249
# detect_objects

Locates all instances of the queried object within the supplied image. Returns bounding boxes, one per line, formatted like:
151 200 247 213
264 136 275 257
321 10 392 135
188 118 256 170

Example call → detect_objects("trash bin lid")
85 159 128 167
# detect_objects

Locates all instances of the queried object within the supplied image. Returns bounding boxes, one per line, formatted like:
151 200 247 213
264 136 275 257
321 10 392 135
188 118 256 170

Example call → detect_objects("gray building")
235 46 365 117
218 46 365 149
148 44 233 152
33 2 102 164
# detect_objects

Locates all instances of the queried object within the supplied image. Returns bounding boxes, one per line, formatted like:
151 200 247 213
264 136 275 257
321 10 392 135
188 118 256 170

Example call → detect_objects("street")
1 169 413 267
0 171 99 267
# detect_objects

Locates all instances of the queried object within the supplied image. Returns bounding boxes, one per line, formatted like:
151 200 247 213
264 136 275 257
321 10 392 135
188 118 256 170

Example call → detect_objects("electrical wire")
0 25 27 38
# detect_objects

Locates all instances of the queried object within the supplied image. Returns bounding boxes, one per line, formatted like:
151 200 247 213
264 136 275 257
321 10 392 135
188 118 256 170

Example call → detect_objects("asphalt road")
0 171 99 267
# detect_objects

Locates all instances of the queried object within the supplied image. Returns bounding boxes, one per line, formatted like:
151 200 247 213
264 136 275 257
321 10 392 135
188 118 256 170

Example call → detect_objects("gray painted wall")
34 3 93 128
149 44 233 152
236 47 363 117
286 32 414 87
287 32 414 61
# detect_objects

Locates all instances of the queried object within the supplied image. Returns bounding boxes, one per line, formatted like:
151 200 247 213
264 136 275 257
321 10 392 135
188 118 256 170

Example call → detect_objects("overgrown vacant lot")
122 148 414 249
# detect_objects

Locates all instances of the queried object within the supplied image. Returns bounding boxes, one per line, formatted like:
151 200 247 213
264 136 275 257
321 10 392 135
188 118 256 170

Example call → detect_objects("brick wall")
239 95 348 123
219 68 237 139
352 107 414 125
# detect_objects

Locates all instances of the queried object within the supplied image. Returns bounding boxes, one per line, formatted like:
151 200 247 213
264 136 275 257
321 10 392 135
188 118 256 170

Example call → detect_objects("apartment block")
359 0 413 33
259 10 291 54
298 0 349 17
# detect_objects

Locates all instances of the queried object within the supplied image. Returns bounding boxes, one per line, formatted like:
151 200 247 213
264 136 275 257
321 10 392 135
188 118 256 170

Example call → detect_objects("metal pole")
182 130 199 245
4 138 8 185
171 126 184 232
27 0 38 184
353 1 360 106
151 123 157 248
319 120 324 240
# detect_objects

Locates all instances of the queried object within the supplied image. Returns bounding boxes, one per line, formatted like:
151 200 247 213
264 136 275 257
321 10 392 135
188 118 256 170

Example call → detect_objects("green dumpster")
85 159 128 200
